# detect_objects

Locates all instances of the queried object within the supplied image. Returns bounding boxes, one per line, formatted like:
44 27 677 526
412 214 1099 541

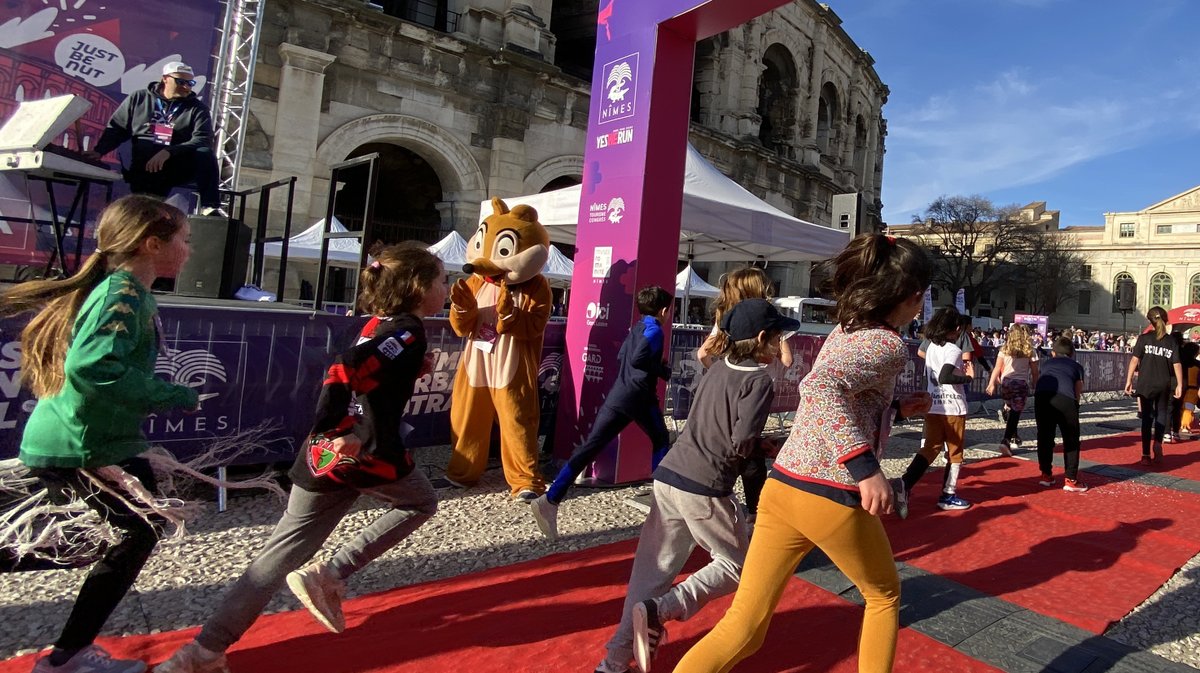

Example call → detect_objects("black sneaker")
632 598 668 672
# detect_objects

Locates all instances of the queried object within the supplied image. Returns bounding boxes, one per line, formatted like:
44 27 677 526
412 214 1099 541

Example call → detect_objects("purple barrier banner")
0 307 568 464
0 304 1129 465
0 0 225 265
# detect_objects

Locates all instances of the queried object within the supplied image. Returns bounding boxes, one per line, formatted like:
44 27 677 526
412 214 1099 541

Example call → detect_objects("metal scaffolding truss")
211 0 265 191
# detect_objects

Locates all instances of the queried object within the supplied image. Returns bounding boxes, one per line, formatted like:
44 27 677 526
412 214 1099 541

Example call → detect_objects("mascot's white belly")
462 282 522 388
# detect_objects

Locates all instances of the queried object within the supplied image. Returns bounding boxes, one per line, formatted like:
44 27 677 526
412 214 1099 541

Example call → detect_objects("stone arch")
756 43 799 156
817 81 840 156
523 155 584 193
1149 271 1173 307
314 114 487 230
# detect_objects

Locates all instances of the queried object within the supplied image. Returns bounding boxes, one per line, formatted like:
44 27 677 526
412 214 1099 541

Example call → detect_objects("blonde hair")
1 195 186 398
1002 324 1034 359
707 267 773 358
1147 306 1169 340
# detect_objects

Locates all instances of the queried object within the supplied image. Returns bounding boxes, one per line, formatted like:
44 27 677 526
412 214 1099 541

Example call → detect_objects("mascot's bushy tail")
0 422 286 571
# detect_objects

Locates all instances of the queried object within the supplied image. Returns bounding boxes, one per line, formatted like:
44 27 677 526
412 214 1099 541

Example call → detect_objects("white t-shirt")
925 341 968 416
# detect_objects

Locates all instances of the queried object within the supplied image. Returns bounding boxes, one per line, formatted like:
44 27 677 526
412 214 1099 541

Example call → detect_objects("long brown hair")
355 242 444 316
826 234 932 332
1147 306 1169 339
707 267 773 358
1 195 186 397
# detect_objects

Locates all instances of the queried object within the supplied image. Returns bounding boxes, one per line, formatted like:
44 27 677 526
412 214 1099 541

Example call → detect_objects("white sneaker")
154 642 230 673
286 563 346 633
530 494 559 540
890 477 909 519
31 645 146 673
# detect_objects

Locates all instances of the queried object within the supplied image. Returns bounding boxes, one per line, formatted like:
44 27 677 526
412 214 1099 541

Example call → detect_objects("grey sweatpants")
196 469 437 652
603 480 750 668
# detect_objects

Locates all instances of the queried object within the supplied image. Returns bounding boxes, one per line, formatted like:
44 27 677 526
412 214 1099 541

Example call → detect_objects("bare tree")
1008 230 1090 315
910 195 1035 311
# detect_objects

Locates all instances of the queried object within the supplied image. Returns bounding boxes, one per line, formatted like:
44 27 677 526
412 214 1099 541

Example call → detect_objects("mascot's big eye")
494 232 518 258
472 224 486 252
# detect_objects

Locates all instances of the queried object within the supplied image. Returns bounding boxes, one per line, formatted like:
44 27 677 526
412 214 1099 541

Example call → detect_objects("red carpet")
1 540 999 673
887 455 1200 633
1077 432 1200 480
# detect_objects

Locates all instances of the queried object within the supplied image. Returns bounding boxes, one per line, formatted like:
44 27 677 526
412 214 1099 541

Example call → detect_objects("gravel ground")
3 397 1197 669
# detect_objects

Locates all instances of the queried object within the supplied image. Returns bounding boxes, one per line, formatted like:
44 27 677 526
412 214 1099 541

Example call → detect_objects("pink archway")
556 0 792 483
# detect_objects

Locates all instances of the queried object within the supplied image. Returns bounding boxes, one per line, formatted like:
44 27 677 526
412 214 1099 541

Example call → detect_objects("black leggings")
1138 389 1173 454
32 460 162 653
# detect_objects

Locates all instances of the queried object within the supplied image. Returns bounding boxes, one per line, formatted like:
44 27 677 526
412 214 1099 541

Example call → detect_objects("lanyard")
154 97 181 123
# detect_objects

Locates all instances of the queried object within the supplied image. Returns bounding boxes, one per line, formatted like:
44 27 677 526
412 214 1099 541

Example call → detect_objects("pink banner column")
553 0 791 484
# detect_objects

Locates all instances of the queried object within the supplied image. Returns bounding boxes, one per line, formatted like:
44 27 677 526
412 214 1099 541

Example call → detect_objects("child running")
900 306 974 511
696 267 793 520
157 243 447 673
674 234 933 673
1124 306 1183 464
985 323 1038 455
1033 337 1087 491
1 195 198 673
592 298 794 673
530 286 673 540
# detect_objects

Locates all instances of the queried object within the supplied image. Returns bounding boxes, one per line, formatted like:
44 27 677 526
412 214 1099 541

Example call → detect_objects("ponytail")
1147 306 1168 340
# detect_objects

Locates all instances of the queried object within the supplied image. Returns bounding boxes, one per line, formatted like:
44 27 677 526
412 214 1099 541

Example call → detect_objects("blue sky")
835 0 1200 227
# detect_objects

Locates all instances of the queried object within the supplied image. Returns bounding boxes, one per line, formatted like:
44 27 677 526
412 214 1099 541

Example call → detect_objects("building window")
1113 272 1133 312
1078 290 1091 315
930 287 940 301
1015 287 1026 312
1119 222 1135 238
1081 264 1092 279
1192 274 1200 304
979 289 991 304
1156 224 1172 234
1149 272 1172 307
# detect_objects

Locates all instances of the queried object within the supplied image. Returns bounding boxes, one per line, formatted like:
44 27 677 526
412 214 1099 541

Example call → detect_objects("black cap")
719 298 801 341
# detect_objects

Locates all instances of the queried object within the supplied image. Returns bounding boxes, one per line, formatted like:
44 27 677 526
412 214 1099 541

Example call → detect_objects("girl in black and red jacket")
158 243 448 673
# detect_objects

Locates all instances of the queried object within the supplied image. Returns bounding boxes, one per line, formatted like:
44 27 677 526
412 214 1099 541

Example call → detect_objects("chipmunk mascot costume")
446 197 552 499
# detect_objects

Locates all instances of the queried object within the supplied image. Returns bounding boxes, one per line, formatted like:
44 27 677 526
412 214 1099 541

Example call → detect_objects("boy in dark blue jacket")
531 286 673 539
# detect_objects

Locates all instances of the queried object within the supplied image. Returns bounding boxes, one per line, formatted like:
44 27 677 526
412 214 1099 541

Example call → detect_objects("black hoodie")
94 82 214 164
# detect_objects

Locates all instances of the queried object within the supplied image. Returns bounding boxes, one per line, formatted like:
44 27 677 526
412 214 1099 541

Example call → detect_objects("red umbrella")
1168 304 1200 328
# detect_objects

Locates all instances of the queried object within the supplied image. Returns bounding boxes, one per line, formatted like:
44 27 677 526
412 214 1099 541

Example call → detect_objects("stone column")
271 43 336 225
486 137 527 202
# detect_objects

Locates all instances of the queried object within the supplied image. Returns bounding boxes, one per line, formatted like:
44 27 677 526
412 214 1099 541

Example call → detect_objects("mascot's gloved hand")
496 281 515 318
450 278 476 310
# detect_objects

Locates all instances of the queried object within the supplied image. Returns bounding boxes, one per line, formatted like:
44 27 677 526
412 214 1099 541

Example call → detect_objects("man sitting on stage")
84 61 224 215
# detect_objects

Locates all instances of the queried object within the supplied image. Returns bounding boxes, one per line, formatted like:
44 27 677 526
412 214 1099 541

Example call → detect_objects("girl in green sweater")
2 195 198 673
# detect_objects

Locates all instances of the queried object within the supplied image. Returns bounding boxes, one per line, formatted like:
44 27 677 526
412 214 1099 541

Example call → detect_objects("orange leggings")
673 480 900 673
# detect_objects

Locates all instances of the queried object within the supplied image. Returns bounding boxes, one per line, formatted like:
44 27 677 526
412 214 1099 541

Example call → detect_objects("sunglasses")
169 77 196 87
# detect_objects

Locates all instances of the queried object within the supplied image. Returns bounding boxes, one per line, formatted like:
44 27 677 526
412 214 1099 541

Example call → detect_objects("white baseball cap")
162 61 195 77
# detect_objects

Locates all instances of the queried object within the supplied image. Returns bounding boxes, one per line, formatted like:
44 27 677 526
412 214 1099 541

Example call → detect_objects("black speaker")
175 216 251 299
1116 279 1137 311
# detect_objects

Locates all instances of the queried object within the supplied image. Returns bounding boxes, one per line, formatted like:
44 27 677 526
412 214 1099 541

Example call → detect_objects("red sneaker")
1037 473 1056 487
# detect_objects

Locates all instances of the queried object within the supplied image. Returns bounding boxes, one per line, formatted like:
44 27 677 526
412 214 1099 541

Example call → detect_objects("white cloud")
881 68 1200 222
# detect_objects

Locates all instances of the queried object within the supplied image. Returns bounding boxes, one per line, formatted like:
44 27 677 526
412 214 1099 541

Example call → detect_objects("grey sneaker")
514 488 540 503
286 562 346 633
890 478 909 520
31 645 146 673
632 598 668 673
530 494 559 540
154 642 230 673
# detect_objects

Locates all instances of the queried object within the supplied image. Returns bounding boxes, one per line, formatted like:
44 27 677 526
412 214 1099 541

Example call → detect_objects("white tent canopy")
262 217 362 268
480 144 849 262
542 244 575 284
676 264 720 299
427 230 468 268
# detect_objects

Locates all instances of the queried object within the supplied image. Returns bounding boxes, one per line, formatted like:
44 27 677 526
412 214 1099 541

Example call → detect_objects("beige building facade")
895 186 1200 333
235 0 888 299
